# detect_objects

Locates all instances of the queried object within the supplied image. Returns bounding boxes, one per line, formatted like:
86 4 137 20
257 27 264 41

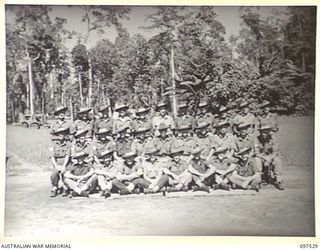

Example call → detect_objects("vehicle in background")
18 113 71 129
20 114 46 129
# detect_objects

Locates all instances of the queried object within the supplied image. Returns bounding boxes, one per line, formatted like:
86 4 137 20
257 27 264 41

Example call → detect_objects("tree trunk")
88 58 93 106
84 6 93 107
78 72 83 106
170 45 177 117
298 17 307 72
50 71 54 100
70 101 74 123
27 60 34 117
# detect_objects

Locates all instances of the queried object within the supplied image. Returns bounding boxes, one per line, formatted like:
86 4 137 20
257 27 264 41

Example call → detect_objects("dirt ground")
4 116 315 237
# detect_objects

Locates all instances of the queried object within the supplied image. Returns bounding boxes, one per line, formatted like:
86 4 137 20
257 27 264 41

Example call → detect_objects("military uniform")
73 119 94 139
50 120 73 141
112 102 133 134
152 136 173 156
254 126 284 189
229 147 262 190
132 152 169 192
171 136 199 155
232 101 257 135
165 156 193 189
110 151 144 194
71 140 92 159
49 138 71 194
132 107 152 133
132 119 152 133
115 138 133 157
93 149 116 197
113 116 133 135
50 106 73 141
195 113 215 128
152 115 175 131
175 114 195 129
194 134 217 159
64 152 96 197
257 113 278 132
92 140 116 158
234 122 255 153
94 117 114 134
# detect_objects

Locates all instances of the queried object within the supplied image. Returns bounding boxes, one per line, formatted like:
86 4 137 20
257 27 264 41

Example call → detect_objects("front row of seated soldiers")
49 115 284 198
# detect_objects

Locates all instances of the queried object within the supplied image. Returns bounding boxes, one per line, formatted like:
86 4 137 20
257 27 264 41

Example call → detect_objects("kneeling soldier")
64 151 96 197
254 125 284 190
229 147 262 192
49 127 71 197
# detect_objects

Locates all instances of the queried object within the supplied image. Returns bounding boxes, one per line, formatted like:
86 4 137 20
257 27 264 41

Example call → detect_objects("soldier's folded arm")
162 168 178 179
64 170 79 180
77 168 95 182
187 164 206 177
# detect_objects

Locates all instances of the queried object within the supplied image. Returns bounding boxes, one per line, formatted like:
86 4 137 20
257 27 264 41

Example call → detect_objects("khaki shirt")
115 139 133 157
171 137 199 154
50 120 73 140
235 158 259 177
153 137 173 155
152 115 175 130
254 134 280 156
73 119 94 138
195 113 215 127
212 133 236 150
168 158 189 175
71 141 92 158
92 140 116 157
67 162 93 176
142 159 163 179
195 135 218 158
258 113 278 131
113 116 133 134
132 119 152 132
94 117 113 133
234 134 255 153
175 115 195 129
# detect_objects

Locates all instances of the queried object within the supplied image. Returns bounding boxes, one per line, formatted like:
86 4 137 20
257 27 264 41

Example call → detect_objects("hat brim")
99 107 109 112
170 150 184 156
99 152 113 158
73 153 89 159
75 131 88 137
115 106 129 112
78 108 92 114
217 122 230 128
53 129 69 135
145 149 159 155
54 107 67 115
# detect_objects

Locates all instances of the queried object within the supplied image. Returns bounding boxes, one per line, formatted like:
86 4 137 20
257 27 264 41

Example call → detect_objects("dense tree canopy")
5 5 316 122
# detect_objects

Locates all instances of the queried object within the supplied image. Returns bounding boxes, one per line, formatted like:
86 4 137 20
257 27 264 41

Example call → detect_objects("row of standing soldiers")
49 99 284 198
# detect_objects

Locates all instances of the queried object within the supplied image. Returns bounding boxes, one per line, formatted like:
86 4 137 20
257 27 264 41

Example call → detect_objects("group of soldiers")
49 98 285 198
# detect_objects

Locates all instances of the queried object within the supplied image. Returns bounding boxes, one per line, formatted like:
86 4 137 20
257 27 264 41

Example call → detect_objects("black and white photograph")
4 4 316 237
